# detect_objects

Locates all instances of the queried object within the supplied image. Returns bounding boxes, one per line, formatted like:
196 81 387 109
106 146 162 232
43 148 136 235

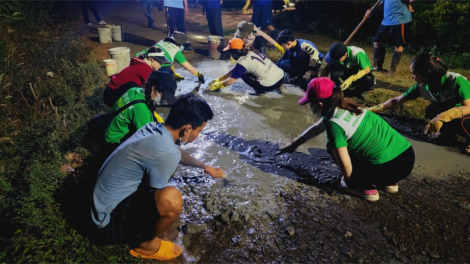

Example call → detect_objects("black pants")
80 1 102 23
165 7 186 37
241 73 283 94
329 64 375 97
328 144 415 190
425 103 470 140
206 7 223 36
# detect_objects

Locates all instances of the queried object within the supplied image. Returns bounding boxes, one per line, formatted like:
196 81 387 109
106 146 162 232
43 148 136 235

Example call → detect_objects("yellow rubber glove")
424 107 463 134
367 104 384 113
242 0 250 14
274 43 285 55
194 72 205 83
209 78 221 85
209 81 225 91
283 0 290 5
340 70 367 90
171 66 185 80
154 112 164 123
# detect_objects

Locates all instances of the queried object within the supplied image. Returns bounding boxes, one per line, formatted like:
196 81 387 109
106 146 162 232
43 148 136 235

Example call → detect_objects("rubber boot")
386 51 403 76
372 47 386 72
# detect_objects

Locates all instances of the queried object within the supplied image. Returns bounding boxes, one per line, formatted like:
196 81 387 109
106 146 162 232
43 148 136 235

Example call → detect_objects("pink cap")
298 77 336 105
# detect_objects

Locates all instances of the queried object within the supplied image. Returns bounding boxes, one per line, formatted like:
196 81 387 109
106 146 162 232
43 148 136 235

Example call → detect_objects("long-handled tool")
343 0 382 45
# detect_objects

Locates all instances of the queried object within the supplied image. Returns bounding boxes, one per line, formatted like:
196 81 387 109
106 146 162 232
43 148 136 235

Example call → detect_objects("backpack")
87 100 146 140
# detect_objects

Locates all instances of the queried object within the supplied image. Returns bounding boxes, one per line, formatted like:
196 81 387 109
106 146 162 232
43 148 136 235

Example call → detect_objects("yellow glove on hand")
283 0 290 5
209 78 221 85
274 43 285 55
154 112 164 123
171 66 185 80
340 70 367 90
367 104 384 113
209 81 225 91
424 107 463 134
242 0 250 14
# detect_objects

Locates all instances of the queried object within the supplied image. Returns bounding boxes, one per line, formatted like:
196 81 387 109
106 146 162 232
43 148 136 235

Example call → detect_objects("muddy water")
159 60 470 262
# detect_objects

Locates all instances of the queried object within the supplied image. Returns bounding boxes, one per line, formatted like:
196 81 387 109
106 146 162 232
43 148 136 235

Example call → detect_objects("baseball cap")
324 43 347 65
223 38 245 51
298 77 336 105
234 21 255 39
154 71 177 105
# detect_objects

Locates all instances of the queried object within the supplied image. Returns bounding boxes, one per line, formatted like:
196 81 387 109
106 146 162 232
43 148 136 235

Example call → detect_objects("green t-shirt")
340 46 372 71
324 107 411 164
105 88 154 144
403 72 470 107
135 40 187 67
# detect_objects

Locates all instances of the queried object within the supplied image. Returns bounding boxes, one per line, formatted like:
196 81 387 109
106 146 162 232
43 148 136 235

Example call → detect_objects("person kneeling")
208 38 284 95
281 78 414 202
92 93 225 261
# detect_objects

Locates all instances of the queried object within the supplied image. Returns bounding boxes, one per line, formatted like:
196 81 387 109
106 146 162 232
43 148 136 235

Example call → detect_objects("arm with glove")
208 70 235 91
253 29 284 55
367 94 409 113
340 66 370 90
425 99 470 134
242 0 251 14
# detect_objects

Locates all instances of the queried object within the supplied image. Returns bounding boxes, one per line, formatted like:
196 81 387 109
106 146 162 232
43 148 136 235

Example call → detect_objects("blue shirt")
280 39 324 70
92 123 181 228
164 0 184 9
252 0 271 7
381 0 412 26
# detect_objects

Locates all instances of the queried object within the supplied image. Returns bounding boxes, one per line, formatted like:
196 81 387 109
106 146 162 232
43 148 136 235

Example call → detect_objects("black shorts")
99 190 160 246
373 24 407 47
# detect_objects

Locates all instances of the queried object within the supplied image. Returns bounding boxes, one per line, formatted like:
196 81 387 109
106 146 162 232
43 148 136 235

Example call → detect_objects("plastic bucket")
110 24 122 42
109 47 130 73
97 27 112 44
103 59 117 76
207 35 224 59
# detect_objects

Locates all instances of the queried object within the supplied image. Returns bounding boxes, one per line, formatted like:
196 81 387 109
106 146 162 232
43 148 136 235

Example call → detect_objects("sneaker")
98 20 107 25
384 184 399 193
340 178 380 202
183 44 195 53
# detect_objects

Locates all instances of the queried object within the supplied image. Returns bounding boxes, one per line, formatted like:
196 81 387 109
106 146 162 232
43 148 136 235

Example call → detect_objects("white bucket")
109 47 130 73
97 27 112 44
110 24 122 42
103 59 117 77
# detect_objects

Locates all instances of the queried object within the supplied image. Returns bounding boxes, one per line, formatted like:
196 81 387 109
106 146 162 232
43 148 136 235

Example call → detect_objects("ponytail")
411 53 448 84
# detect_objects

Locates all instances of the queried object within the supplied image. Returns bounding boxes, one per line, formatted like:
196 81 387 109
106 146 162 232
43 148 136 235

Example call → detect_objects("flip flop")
129 240 182 260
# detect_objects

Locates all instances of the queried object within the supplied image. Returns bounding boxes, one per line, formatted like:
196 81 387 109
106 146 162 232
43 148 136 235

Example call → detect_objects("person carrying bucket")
208 38 284 95
136 31 204 82
280 77 415 202
276 29 324 89
92 94 226 261
368 53 470 154
103 47 169 108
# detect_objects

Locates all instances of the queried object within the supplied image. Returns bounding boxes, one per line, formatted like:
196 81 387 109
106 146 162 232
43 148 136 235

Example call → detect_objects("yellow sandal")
129 240 182 260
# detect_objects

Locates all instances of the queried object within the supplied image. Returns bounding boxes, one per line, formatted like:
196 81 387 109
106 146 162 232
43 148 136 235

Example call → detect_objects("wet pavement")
78 2 470 262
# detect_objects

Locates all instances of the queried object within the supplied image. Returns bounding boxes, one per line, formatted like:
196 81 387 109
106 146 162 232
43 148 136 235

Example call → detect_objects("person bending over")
281 77 415 202
369 53 470 154
104 47 170 107
276 29 324 87
230 20 284 55
92 93 225 260
208 38 284 95
136 32 204 82
321 42 375 98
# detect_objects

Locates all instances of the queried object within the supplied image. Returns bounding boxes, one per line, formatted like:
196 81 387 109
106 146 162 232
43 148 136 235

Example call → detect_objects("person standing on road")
280 77 415 202
92 93 226 261
276 29 324 88
79 0 106 26
208 38 284 95
139 0 162 28
368 53 470 154
364 0 415 75
243 0 278 53
202 0 224 37
321 42 375 99
164 0 194 52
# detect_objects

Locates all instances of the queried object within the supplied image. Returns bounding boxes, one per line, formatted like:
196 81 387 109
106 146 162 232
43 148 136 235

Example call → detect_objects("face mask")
153 94 162 105
177 128 192 146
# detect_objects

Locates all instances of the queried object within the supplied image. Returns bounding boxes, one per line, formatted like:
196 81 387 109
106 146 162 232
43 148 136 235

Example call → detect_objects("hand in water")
204 166 226 178
279 142 298 154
